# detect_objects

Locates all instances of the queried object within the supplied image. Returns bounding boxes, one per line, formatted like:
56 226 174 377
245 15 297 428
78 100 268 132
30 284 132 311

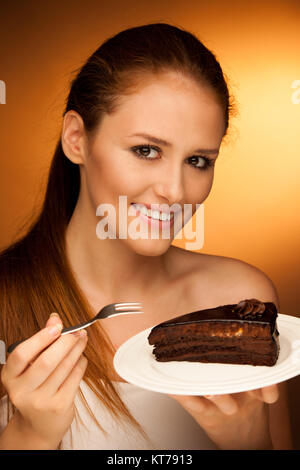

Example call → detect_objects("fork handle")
7 340 24 354
60 321 93 335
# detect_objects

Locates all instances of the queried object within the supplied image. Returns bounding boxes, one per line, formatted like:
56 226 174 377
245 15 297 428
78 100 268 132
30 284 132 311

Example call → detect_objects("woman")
0 23 292 450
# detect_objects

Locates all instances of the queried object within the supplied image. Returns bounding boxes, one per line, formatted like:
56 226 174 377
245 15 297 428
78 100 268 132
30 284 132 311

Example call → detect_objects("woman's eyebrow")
127 132 219 155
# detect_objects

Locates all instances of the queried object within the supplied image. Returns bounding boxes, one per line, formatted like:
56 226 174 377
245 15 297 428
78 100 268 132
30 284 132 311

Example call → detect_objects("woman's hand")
168 385 279 450
0 313 88 449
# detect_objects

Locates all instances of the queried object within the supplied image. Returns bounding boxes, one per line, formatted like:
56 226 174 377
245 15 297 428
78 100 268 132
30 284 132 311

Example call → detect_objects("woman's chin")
125 237 172 257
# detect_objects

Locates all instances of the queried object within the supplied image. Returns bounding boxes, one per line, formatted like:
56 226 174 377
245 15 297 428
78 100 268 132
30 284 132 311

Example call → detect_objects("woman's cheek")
188 172 214 205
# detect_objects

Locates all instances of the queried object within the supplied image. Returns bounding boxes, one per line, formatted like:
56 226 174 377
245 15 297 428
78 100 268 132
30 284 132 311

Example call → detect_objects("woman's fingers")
247 388 263 401
28 313 64 366
18 332 85 392
170 392 239 417
261 384 279 403
205 386 279 412
204 394 238 415
248 385 279 404
38 330 88 397
5 322 63 378
171 386 278 419
168 394 208 414
45 312 63 330
55 354 88 404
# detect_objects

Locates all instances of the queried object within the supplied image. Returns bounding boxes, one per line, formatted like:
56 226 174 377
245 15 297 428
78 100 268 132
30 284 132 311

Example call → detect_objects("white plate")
113 313 300 395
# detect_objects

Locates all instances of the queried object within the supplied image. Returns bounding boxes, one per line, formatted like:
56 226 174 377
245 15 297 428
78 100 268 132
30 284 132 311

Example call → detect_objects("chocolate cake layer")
147 299 280 366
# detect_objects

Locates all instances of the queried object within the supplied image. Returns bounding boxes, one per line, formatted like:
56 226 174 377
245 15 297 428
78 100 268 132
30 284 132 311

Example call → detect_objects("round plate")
113 313 300 395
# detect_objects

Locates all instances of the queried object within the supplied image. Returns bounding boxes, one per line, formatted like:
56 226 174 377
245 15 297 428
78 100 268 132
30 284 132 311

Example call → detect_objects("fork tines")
114 302 143 315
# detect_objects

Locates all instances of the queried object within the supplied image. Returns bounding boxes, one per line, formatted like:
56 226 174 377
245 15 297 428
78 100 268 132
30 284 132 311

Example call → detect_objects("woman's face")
81 71 226 256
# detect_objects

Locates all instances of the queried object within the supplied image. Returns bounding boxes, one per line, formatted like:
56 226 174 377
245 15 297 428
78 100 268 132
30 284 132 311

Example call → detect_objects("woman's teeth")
132 204 174 221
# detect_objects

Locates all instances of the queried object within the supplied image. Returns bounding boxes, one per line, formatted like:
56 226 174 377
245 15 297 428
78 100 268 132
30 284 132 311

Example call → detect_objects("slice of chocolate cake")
147 299 280 366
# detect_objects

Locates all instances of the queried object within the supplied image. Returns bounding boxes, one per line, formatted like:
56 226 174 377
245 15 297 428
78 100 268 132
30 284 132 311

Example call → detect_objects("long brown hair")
0 22 234 449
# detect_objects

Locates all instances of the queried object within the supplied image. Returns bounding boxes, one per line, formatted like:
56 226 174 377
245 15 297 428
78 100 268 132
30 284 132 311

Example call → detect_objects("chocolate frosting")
232 298 266 320
148 299 278 336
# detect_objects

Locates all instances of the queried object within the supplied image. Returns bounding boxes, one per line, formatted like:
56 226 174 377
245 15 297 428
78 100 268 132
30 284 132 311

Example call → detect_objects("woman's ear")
61 110 89 165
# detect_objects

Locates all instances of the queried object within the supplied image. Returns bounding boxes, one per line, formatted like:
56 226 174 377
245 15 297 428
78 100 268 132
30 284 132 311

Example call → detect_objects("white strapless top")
0 380 217 450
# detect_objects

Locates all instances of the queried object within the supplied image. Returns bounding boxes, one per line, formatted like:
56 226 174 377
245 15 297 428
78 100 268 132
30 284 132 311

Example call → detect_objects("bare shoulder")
212 254 280 309
168 247 291 448
167 246 280 310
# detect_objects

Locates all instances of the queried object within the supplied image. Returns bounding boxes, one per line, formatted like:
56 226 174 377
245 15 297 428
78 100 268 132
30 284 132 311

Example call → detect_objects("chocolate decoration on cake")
147 299 280 367
232 298 266 320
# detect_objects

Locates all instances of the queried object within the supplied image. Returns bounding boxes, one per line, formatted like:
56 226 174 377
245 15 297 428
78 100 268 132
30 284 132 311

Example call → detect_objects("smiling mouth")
130 203 175 222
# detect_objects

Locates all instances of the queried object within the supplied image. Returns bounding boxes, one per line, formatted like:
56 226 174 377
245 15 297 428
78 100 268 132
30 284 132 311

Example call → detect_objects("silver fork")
61 302 143 335
7 302 143 354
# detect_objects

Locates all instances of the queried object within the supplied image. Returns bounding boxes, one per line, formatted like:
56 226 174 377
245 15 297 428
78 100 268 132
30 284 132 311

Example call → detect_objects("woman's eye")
131 145 159 160
131 145 214 171
187 155 214 170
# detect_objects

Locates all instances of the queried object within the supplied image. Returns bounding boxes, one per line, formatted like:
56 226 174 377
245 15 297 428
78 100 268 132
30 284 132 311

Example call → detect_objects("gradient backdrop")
0 0 299 446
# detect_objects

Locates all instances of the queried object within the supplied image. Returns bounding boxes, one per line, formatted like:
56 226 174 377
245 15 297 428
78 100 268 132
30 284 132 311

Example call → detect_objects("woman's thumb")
45 312 63 329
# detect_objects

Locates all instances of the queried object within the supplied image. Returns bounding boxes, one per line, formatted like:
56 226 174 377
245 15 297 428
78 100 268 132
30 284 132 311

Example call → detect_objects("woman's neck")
64 201 170 302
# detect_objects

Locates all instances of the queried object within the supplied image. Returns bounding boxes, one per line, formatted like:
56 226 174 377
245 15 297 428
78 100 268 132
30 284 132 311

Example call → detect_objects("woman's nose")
153 164 185 205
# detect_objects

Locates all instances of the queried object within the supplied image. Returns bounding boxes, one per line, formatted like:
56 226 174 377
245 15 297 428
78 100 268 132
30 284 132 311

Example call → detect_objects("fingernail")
72 329 86 337
73 329 87 338
49 312 60 319
48 324 63 336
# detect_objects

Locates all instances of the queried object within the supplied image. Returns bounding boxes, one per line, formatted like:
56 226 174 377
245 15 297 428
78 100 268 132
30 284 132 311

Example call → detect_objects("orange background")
0 0 299 315
0 0 299 447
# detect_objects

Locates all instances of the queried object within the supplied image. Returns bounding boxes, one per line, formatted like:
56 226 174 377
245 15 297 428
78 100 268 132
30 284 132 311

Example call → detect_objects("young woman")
0 23 292 450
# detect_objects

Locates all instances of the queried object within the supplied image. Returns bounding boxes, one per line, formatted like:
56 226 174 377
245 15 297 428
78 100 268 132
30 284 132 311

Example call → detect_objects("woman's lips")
130 203 175 229
131 202 181 215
